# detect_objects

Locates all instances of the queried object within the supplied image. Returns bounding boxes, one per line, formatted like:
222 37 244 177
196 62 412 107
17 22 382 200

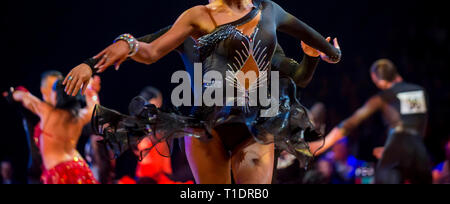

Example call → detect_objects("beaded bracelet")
114 34 140 57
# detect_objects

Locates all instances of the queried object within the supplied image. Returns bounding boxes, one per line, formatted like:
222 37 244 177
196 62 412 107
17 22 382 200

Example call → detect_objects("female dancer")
82 27 337 184
10 80 99 184
64 0 341 184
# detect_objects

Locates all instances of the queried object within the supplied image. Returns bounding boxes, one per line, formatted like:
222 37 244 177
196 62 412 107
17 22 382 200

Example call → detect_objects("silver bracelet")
114 34 140 57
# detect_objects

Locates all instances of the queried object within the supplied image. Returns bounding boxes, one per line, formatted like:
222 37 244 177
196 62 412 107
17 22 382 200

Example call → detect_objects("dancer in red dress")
9 79 99 184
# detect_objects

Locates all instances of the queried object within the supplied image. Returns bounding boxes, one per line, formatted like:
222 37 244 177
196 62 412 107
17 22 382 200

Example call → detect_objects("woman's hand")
12 91 26 102
3 87 28 103
301 41 320 58
93 41 130 73
63 63 93 96
320 37 341 64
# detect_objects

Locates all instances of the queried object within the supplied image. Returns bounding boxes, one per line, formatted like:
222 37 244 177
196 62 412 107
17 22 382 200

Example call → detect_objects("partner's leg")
231 140 275 184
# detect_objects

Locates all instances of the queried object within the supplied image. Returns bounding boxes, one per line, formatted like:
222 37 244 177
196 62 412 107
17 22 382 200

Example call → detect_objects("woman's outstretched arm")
93 6 204 71
83 26 173 70
70 26 175 97
64 6 207 96
12 90 51 118
271 1 341 64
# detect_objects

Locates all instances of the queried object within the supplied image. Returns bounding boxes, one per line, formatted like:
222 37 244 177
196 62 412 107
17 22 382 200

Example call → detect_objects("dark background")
1 0 449 183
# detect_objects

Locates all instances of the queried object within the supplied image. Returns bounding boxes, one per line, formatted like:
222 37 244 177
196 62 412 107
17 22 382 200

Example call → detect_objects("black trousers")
375 131 432 184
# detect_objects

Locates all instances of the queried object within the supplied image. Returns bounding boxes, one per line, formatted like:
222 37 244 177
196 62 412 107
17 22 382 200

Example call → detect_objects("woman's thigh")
184 129 231 184
231 140 275 184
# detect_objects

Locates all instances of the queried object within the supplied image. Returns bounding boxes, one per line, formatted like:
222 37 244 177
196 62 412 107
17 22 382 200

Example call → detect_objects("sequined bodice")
194 1 277 99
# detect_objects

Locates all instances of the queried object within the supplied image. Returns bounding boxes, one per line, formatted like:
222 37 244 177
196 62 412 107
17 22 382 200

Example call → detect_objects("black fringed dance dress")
91 0 341 168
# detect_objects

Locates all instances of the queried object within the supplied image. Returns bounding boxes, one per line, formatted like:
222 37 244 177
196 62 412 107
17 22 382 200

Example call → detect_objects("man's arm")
309 95 384 155
339 95 384 135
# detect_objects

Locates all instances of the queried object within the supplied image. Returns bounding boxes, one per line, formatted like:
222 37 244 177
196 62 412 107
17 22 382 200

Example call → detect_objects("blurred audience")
432 138 450 184
1 161 16 184
322 139 365 184
303 159 332 184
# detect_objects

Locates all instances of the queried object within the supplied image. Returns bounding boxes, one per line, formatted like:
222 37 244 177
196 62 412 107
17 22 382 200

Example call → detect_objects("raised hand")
320 37 341 64
3 87 28 103
12 90 26 102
